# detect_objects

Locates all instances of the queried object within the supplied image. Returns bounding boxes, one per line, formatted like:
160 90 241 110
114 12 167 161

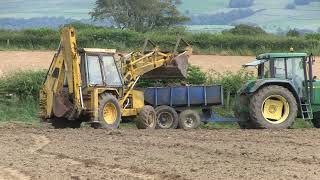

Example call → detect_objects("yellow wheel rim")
103 103 117 125
261 95 290 124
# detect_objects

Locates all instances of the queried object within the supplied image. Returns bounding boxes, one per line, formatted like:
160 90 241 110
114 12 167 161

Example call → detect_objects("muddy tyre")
249 85 297 129
178 110 201 130
97 94 121 129
312 112 320 128
155 106 179 129
235 95 255 129
136 105 157 129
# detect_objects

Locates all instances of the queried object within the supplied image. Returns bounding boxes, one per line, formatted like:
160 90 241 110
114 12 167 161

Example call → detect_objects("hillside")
0 0 319 32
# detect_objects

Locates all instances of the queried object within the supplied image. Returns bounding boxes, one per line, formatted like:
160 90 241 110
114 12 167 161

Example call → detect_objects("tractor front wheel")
235 95 256 129
249 85 297 129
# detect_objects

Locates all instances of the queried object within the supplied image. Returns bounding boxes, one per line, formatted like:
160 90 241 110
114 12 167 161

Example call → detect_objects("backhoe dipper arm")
40 27 82 119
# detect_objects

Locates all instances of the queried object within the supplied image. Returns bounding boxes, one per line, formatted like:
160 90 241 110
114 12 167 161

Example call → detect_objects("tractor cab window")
287 57 305 95
87 56 103 85
85 55 122 86
274 58 286 79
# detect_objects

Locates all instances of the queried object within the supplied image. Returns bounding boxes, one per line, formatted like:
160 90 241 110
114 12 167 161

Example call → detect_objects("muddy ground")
0 124 320 180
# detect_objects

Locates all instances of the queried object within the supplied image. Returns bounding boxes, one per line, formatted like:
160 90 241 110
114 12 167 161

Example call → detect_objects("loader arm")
39 27 82 119
119 39 192 105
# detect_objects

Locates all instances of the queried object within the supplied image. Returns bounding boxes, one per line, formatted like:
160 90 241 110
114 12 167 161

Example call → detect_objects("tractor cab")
79 48 123 88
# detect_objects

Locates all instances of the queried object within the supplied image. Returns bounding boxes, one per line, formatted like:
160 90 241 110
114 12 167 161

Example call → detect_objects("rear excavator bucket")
141 39 192 79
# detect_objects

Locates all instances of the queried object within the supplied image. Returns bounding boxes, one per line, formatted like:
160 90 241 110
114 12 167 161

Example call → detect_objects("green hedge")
1 25 320 55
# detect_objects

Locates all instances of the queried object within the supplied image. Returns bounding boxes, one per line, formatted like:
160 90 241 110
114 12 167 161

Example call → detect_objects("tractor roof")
80 48 117 54
257 53 308 60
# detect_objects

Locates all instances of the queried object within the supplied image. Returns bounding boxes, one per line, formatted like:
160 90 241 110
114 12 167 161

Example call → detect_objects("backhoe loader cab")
79 48 122 88
39 27 191 129
235 52 320 129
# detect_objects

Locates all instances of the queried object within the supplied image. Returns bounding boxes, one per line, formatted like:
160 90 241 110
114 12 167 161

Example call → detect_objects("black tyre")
136 105 157 129
249 85 297 129
51 118 81 129
234 95 256 129
178 110 201 130
97 93 121 129
312 112 320 128
155 106 179 129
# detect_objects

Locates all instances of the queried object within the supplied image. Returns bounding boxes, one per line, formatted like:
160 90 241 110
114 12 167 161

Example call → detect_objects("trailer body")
144 86 231 126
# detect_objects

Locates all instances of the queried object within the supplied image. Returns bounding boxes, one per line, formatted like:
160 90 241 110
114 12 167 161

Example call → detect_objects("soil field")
1 51 320 77
2 51 320 77
0 124 320 180
0 51 250 76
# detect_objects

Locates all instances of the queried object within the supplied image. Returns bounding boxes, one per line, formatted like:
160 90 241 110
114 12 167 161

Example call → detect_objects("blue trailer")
144 85 225 129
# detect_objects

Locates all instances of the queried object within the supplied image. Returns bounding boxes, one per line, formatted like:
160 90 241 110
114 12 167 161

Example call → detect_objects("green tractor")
235 52 320 129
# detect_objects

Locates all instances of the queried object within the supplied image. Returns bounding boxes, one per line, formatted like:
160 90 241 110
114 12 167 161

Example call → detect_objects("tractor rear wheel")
249 85 297 129
97 93 121 129
178 110 201 130
312 112 320 128
155 106 179 129
136 105 157 129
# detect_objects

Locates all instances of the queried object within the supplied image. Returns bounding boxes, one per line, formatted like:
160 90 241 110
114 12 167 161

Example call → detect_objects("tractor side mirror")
313 76 317 81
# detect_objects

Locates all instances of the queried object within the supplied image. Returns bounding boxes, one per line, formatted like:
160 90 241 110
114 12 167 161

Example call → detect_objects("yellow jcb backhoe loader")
39 27 192 129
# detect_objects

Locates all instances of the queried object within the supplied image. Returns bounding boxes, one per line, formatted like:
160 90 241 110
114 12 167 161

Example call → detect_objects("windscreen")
87 56 103 85
86 55 122 86
102 56 122 86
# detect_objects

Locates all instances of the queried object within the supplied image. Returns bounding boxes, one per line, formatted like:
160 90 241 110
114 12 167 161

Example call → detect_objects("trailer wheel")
249 85 297 129
178 110 201 130
312 112 320 128
97 93 121 129
136 105 157 129
155 106 179 129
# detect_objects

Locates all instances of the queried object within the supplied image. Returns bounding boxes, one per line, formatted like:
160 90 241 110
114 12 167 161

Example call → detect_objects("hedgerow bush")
1 23 320 55
0 70 47 100
206 69 255 95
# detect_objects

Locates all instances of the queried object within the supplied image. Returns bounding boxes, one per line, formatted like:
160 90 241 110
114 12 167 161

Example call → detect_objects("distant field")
0 0 319 32
179 0 228 14
235 1 320 32
186 25 234 33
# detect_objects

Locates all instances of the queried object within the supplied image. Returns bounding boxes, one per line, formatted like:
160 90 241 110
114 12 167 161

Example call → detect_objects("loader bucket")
141 53 189 79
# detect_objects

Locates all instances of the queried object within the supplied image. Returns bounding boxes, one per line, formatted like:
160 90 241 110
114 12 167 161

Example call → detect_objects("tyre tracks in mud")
1 126 320 179
11 132 180 180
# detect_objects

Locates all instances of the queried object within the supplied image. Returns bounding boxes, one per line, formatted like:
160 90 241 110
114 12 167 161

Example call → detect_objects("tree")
286 29 300 37
223 24 267 36
90 0 189 32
